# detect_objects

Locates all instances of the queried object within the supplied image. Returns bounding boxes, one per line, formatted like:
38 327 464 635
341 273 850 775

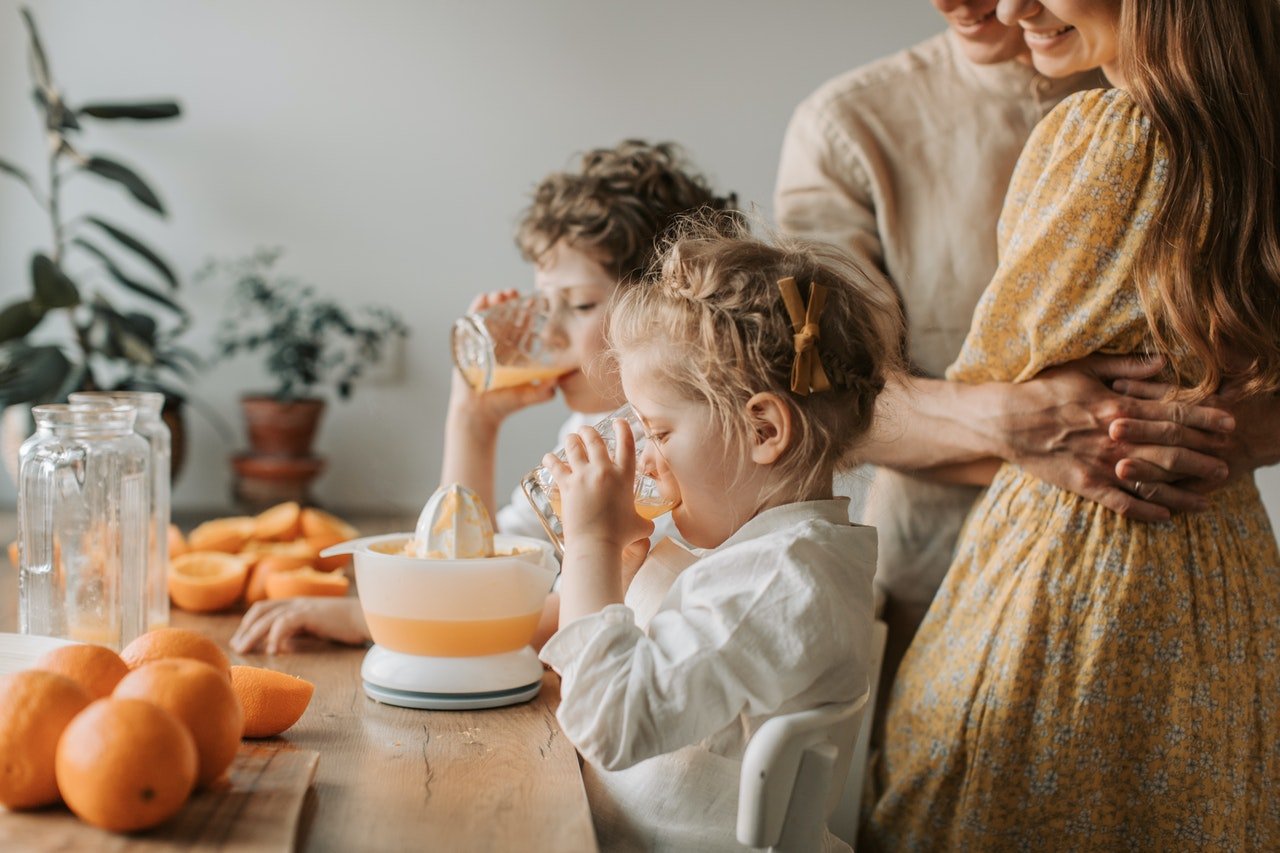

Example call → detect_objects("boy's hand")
448 289 556 429
543 420 655 553
231 597 370 655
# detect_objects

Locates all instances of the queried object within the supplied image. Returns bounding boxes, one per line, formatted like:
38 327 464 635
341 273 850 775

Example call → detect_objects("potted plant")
200 248 408 506
0 7 198 480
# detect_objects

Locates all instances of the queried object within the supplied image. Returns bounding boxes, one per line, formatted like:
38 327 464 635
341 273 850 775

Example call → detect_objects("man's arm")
1110 376 1279 489
862 356 1236 522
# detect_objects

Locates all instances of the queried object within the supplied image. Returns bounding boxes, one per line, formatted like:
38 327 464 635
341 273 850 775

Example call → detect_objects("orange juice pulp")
548 492 677 522
462 365 570 392
363 611 543 657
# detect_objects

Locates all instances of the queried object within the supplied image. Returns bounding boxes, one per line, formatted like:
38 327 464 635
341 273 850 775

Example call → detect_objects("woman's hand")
1001 354 1235 521
230 597 370 655
1110 376 1280 495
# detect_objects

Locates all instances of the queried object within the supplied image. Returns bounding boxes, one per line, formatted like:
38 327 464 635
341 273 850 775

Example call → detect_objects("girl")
539 225 901 851
867 0 1280 848
232 140 737 655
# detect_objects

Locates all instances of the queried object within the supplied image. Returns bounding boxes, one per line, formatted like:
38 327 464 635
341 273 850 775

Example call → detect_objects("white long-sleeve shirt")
540 499 875 852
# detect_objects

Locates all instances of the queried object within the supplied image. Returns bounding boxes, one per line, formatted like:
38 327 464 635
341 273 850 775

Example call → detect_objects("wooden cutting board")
0 742 319 852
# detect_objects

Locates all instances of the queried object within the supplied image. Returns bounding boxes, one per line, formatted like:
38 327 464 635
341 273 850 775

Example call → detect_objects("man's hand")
1002 355 1235 522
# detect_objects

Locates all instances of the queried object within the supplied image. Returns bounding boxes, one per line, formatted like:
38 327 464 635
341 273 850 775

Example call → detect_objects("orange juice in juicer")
321 484 555 710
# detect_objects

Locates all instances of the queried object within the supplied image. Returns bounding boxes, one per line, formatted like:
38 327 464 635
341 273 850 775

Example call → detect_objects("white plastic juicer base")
360 644 543 710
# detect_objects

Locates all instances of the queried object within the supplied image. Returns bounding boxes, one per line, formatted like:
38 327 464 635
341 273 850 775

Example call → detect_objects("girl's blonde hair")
608 221 904 501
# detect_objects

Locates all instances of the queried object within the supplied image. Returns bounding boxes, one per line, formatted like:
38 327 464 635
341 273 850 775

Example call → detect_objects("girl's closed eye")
571 302 599 314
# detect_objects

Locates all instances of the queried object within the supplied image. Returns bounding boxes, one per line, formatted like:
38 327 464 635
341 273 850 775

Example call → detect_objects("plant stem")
47 137 63 263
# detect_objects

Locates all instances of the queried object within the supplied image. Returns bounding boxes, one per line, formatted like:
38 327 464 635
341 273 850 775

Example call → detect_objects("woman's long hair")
1121 1 1280 398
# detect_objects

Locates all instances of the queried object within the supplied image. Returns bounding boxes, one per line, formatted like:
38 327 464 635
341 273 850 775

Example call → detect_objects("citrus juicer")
320 485 556 710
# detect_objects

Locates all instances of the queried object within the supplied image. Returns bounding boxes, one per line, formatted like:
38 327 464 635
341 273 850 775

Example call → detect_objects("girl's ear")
745 392 793 465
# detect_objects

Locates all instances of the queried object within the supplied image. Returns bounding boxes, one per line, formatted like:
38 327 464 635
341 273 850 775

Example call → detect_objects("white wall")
1 0 1278 531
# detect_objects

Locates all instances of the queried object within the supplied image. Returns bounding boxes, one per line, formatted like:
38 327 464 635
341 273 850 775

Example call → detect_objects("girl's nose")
996 0 1040 25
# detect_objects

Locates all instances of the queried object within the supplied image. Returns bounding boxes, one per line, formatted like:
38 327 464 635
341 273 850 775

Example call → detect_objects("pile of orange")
167 502 356 613
0 627 314 833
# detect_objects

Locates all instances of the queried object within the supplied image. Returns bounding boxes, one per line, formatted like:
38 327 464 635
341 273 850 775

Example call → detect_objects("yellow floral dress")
866 89 1280 850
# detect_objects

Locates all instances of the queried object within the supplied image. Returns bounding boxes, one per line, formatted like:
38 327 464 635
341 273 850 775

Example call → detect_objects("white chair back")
736 689 869 852
830 617 889 845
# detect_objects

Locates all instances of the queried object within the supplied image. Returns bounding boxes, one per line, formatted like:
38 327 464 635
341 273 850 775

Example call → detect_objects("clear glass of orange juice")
451 293 572 392
520 404 677 553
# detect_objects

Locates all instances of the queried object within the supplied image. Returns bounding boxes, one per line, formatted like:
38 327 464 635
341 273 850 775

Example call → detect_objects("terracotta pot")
240 396 326 457
231 453 325 511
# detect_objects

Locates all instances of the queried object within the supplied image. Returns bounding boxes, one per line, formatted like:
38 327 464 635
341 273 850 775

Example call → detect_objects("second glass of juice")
520 403 677 554
451 293 571 392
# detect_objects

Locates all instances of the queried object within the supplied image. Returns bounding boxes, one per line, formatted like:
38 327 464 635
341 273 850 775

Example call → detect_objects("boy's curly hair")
516 140 740 283
608 219 905 501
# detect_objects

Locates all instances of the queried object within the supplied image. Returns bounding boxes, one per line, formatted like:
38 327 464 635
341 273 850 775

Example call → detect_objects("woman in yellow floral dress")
866 1 1280 849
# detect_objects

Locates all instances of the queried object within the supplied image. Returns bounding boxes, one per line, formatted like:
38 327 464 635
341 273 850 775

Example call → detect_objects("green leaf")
0 300 45 342
90 300 156 367
0 158 35 193
79 101 180 120
72 239 186 317
31 254 79 308
85 216 178 288
0 342 72 407
82 156 165 215
19 7 52 95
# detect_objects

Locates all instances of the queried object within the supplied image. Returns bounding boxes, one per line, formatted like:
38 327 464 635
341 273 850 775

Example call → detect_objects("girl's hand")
543 420 655 552
230 597 370 655
448 289 557 429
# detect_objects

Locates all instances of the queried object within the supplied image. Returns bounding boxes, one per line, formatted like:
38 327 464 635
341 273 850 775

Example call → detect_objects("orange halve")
265 567 350 600
245 553 315 605
253 502 302 542
230 666 315 738
168 552 249 613
187 517 256 553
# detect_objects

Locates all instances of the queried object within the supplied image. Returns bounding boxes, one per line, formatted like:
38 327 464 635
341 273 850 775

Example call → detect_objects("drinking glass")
520 404 677 554
451 293 572 392
70 391 171 631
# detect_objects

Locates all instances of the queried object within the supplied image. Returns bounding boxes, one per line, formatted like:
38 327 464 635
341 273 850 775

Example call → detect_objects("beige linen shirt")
541 499 875 852
775 30 1104 605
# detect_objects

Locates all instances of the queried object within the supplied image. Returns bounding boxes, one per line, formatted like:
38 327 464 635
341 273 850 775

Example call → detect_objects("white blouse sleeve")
540 548 841 771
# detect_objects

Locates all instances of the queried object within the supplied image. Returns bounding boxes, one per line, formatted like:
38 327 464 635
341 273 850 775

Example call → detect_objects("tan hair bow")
777 277 831 396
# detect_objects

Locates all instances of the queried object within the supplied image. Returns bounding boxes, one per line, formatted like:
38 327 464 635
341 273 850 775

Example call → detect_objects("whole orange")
113 659 244 787
230 666 315 738
120 627 231 678
0 670 92 809
56 698 197 832
33 643 130 699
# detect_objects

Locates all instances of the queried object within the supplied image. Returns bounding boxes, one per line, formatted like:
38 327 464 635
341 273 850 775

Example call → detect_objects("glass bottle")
18 404 149 649
70 391 171 630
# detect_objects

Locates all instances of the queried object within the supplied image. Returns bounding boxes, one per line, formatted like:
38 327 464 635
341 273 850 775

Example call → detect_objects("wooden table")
0 513 599 852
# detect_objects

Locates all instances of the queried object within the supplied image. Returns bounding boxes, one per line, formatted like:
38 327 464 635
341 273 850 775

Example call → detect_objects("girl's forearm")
558 540 625 626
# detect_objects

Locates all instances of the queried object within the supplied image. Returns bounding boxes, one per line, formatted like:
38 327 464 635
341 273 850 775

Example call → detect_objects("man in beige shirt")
775 2 1257 693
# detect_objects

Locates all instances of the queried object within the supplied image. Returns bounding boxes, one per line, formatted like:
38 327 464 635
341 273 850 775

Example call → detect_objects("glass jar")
70 391 171 630
18 404 150 649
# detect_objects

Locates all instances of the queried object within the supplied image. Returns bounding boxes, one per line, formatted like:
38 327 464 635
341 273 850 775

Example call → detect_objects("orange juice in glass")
521 403 677 554
451 293 572 392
